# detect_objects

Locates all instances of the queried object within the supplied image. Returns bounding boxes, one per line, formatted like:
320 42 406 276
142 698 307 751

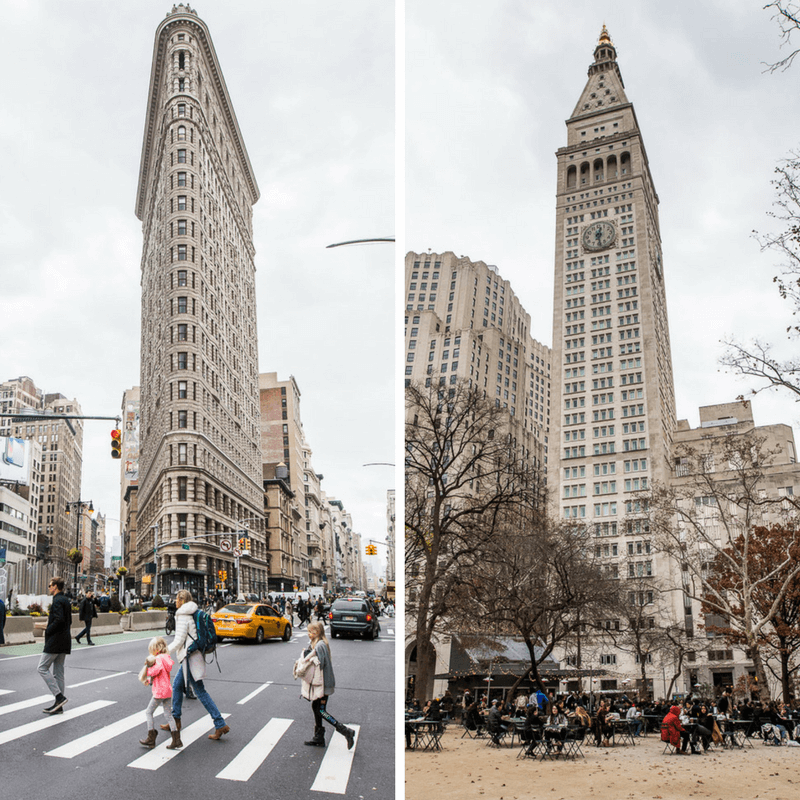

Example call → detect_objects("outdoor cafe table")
406 718 444 751
716 717 754 749
610 718 636 746
641 714 662 736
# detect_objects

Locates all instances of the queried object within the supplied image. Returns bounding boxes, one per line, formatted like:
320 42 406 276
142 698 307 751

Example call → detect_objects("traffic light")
111 428 122 459
366 544 377 556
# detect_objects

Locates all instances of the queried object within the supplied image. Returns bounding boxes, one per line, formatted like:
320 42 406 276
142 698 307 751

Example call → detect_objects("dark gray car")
328 597 380 640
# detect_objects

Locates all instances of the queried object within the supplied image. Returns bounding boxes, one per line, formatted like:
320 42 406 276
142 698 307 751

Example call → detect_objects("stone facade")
404 251 551 491
135 5 266 599
0 376 81 588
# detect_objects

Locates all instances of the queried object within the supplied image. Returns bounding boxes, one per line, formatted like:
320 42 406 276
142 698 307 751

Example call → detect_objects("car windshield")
333 600 367 611
219 604 253 615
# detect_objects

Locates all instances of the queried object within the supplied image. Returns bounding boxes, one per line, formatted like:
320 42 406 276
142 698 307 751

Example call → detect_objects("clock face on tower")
582 220 616 252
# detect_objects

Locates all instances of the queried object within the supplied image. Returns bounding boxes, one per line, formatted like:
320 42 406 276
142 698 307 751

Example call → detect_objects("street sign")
182 543 190 550
233 547 241 558
220 539 232 552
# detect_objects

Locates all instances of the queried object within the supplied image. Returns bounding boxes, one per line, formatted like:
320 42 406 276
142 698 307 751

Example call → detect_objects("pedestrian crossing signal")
111 429 122 459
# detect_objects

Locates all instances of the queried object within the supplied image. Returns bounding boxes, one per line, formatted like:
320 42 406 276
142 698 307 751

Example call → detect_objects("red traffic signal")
111 429 122 459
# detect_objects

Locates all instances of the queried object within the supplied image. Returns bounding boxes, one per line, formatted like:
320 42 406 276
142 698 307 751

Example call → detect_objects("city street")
0 620 394 800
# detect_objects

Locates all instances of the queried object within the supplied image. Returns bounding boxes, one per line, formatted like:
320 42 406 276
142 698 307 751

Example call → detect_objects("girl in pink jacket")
139 636 182 750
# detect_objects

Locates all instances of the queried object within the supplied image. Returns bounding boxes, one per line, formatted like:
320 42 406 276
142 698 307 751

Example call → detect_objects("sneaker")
51 694 68 712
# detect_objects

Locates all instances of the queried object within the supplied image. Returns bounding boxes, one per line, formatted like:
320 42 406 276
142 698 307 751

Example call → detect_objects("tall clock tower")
549 28 676 561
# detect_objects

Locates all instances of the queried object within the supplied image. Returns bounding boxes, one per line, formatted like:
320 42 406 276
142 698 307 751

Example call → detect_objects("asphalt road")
0 620 395 800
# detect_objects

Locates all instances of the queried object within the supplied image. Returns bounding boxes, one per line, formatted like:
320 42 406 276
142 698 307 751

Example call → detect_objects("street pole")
153 523 159 597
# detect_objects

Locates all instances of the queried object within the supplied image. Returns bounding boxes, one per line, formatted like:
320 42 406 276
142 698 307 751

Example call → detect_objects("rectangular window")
178 443 187 464
177 324 188 341
177 244 187 260
177 195 187 210
177 270 187 286
178 381 188 398
177 172 187 187
178 477 187 501
177 352 188 370
177 296 187 313
177 149 187 163
178 410 187 429
177 219 187 235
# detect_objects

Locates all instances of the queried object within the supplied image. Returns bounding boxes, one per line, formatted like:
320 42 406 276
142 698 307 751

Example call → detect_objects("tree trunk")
779 637 792 703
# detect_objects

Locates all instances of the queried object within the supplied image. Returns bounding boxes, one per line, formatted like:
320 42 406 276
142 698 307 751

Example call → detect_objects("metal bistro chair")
563 724 588 759
485 716 511 747
416 720 444 751
517 726 545 760
660 723 679 755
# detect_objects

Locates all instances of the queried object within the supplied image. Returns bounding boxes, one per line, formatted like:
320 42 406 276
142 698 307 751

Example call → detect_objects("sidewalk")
0 628 165 659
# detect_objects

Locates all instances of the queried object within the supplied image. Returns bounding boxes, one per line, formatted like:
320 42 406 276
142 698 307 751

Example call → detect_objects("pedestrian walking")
160 589 229 740
37 576 71 714
0 594 6 645
139 636 181 749
75 590 97 645
299 620 355 749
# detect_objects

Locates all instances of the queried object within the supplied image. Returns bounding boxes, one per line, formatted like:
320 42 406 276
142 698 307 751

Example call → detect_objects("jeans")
171 663 225 729
75 620 93 642
38 652 67 697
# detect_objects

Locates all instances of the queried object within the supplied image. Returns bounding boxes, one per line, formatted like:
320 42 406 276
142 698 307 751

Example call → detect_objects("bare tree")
764 2 800 72
649 433 800 697
451 512 618 695
405 380 541 701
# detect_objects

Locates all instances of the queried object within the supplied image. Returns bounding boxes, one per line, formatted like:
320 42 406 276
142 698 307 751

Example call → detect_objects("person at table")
464 696 482 733
408 698 422 717
695 704 716 753
544 704 568 752
626 700 644 737
593 699 613 747
440 690 455 720
574 704 591 729
663 704 694 754
768 701 790 744
487 699 510 745
424 697 442 721
523 703 544 742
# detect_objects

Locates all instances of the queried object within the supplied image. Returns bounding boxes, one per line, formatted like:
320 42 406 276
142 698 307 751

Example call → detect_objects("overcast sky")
0 1 394 571
407 0 800 445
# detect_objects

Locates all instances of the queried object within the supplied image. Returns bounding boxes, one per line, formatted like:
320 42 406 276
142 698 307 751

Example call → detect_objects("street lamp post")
65 499 93 598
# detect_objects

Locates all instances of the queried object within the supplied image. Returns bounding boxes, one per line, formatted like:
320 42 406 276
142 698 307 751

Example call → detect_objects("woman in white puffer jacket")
160 589 229 740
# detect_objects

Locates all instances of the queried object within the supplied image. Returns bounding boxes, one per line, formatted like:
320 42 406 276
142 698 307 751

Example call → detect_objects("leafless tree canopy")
764 2 800 72
648 432 800 696
405 380 541 700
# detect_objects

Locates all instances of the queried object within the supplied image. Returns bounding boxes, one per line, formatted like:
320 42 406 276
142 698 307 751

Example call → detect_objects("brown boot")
208 724 230 740
166 728 183 750
139 729 158 748
161 717 181 732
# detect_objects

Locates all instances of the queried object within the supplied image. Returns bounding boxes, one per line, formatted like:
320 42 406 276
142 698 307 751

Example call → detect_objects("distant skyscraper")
549 27 676 531
135 5 266 597
0 376 82 584
404 250 551 489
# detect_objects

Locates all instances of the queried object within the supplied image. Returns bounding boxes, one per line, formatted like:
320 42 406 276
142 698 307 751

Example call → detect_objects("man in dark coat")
38 576 72 714
75 590 97 645
0 595 6 645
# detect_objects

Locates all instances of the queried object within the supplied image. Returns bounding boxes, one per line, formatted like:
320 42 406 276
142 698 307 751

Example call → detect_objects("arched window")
621 152 631 175
177 126 186 141
607 155 618 179
580 162 590 186
566 164 577 190
178 50 186 70
594 158 604 183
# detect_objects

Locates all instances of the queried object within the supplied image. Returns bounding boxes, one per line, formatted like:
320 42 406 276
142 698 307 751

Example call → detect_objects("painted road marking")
310 723 360 795
216 717 292 781
128 713 231 770
0 700 115 745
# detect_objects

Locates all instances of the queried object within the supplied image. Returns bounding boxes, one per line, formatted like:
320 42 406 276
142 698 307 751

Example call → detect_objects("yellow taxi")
211 602 292 643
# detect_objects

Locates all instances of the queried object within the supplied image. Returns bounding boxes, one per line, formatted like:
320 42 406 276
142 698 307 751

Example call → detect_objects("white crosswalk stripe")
1 692 363 791
0 690 15 697
237 681 272 705
311 724 360 794
0 700 116 745
46 707 164 758
127 713 232 770
0 694 53 716
216 717 292 781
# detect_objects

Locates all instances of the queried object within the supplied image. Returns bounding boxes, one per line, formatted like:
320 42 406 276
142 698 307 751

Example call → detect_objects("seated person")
523 703 544 742
593 700 613 747
487 699 510 744
626 702 644 737
544 705 568 752
662 704 694 754
695 705 715 752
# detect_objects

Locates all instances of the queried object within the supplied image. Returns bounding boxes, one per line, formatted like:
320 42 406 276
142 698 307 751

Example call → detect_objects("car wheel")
255 626 264 644
363 628 374 641
282 625 292 641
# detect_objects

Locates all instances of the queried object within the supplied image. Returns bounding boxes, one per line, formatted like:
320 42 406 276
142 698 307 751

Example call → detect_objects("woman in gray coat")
303 620 355 749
